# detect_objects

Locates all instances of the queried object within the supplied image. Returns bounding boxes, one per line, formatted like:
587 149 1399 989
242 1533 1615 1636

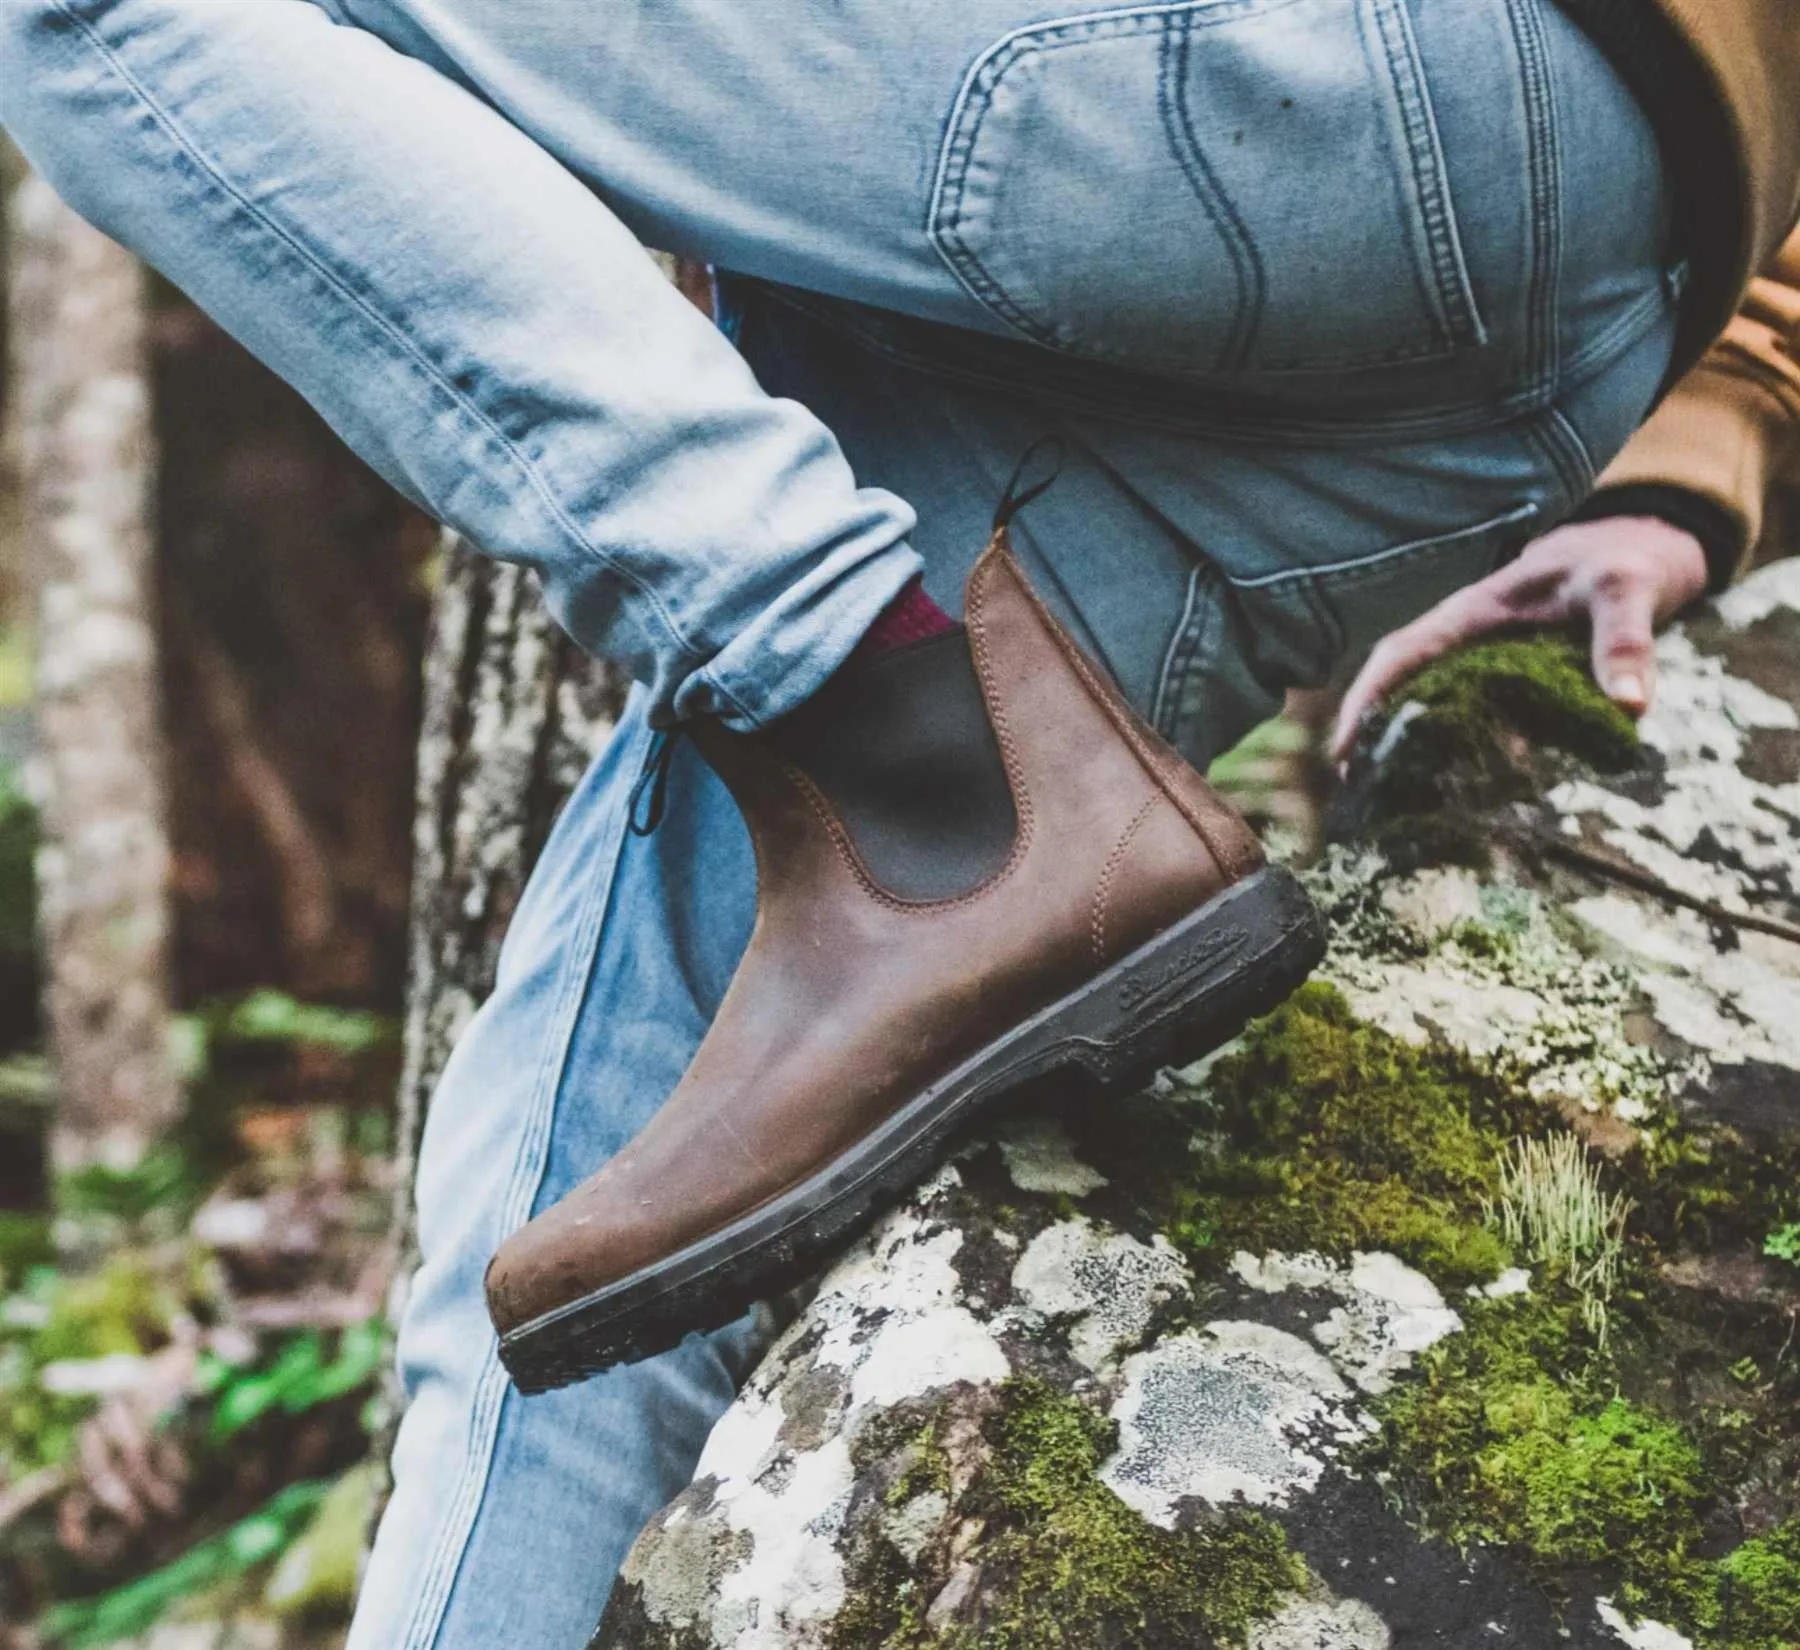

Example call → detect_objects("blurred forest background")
0 137 433 1650
0 141 1345 1650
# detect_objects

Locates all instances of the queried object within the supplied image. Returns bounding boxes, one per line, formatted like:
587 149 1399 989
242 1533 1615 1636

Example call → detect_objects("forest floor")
0 989 400 1650
0 605 404 1650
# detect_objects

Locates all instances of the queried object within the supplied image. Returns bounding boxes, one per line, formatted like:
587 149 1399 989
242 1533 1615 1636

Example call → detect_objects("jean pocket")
932 0 1487 377
1233 500 1539 683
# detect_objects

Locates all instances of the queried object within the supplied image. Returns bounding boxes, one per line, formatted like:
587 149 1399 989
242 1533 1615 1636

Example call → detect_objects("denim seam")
1503 0 1563 403
1541 407 1597 506
930 2 1280 347
395 725 646 1650
1229 501 1540 590
759 285 1572 446
1519 416 1577 509
1151 563 1208 738
930 0 1307 352
1554 281 1675 401
1158 14 1263 373
1156 564 1225 751
1364 0 1486 351
677 664 760 729
49 0 707 675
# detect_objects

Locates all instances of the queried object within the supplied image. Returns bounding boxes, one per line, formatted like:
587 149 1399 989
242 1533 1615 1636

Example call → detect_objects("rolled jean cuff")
672 538 925 730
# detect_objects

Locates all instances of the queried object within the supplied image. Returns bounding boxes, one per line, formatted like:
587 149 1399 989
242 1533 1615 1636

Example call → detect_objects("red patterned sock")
849 577 958 665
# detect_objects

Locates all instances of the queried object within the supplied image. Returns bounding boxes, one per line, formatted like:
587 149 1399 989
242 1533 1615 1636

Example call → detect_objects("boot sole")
498 863 1326 1394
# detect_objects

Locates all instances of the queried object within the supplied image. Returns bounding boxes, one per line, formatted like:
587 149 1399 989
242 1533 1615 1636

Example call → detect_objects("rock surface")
595 565 1800 1650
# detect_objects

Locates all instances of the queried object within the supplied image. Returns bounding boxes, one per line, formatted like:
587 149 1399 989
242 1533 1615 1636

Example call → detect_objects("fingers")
1329 568 1555 763
1587 569 1659 715
1327 513 1702 765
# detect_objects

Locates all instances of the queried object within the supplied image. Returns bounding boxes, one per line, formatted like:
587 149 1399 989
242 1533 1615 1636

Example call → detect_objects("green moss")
1629 1122 1800 1263
883 1413 954 1511
1474 1389 1706 1567
1700 1520 1800 1650
1610 1522 1800 1650
1368 1289 1800 1649
1370 1292 1707 1568
1163 983 1531 1287
1063 968 1795 1644
1351 637 1640 863
1400 638 1639 768
832 1383 1305 1649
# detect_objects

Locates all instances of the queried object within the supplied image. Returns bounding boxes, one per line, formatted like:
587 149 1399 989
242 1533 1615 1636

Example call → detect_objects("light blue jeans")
0 0 1681 1643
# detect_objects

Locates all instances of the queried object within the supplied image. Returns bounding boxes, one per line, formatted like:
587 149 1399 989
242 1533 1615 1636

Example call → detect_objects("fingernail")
1610 673 1646 708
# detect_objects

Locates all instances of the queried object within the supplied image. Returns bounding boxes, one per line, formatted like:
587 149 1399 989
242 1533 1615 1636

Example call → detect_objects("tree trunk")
7 176 179 1174
370 539 622 1480
151 287 435 1011
597 564 1800 1650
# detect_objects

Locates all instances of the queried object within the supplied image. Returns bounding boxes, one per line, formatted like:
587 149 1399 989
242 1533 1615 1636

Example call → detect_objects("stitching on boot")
1090 794 1163 965
991 544 1255 879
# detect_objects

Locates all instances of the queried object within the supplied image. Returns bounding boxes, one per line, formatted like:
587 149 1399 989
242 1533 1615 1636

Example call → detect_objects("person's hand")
1330 515 1711 767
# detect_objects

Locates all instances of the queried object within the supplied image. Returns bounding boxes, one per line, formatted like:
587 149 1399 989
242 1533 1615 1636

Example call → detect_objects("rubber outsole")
498 864 1326 1394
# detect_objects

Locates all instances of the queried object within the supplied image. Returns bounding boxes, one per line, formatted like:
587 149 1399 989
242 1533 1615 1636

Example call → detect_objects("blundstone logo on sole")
1119 926 1249 1011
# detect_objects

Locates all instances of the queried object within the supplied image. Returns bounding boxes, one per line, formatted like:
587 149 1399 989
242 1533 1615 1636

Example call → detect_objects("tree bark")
7 176 179 1174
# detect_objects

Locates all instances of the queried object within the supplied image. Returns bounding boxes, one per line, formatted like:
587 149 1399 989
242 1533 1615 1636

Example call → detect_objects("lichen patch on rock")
995 1117 1110 1197
1233 1251 1463 1396
1102 1323 1356 1523
1246 1592 1393 1650
1007 1217 1189 1369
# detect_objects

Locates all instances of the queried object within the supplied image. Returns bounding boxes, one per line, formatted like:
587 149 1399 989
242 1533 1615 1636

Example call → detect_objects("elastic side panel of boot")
768 631 1018 903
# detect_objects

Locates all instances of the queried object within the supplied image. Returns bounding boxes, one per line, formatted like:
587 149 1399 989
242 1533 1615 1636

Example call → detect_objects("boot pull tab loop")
992 435 1069 533
629 727 681 837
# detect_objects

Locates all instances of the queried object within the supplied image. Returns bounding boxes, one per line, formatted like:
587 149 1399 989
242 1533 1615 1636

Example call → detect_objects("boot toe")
486 1199 622 1339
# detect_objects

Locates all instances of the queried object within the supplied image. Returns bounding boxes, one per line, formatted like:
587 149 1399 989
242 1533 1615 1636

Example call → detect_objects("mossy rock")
1333 635 1643 869
597 565 1800 1649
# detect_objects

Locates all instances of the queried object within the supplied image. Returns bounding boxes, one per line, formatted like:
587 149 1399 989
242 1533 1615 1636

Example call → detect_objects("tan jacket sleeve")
1595 227 1800 579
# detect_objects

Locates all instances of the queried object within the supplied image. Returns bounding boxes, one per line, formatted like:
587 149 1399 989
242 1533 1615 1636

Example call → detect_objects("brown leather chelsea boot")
488 532 1325 1392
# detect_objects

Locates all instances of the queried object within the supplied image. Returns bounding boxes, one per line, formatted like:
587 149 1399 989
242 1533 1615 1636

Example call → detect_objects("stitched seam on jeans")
1547 407 1598 501
1519 408 1582 509
1159 13 1265 372
48 0 708 674
1228 503 1540 590
928 0 1308 348
395 725 646 1650
1366 0 1485 350
1091 795 1163 964
1151 565 1207 738
1170 578 1226 752
1556 280 1674 396
1504 0 1563 398
755 285 1561 446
